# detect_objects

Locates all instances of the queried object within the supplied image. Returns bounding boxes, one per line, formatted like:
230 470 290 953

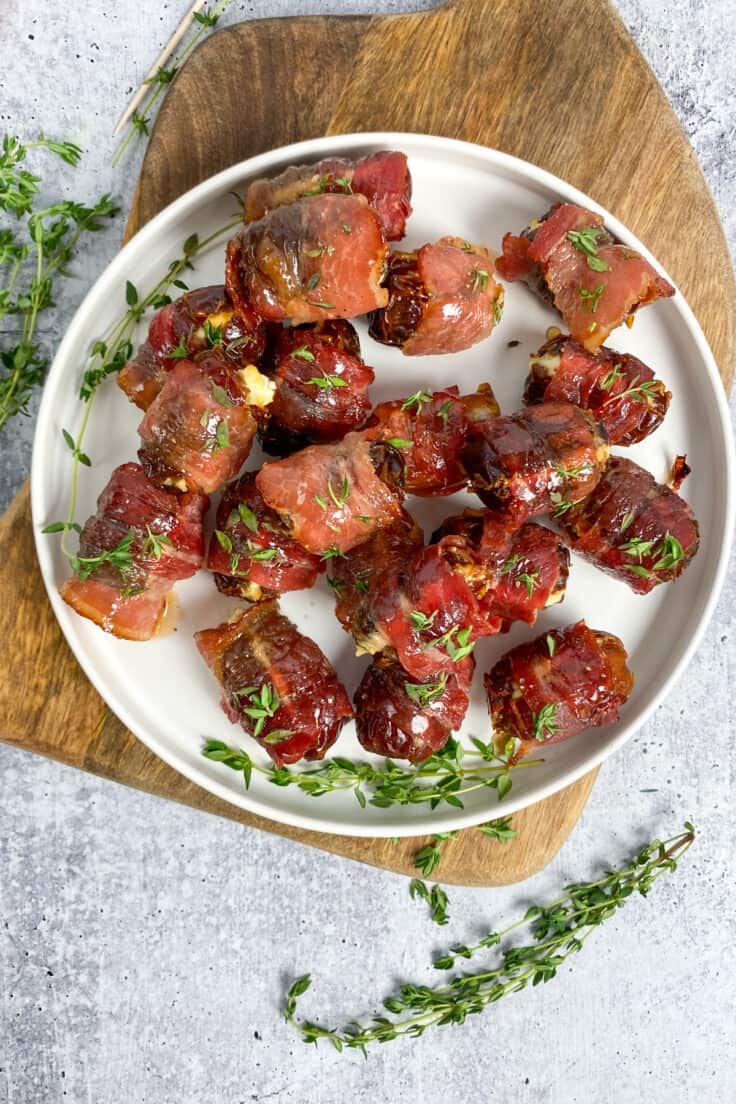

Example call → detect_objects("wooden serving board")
1 0 733 886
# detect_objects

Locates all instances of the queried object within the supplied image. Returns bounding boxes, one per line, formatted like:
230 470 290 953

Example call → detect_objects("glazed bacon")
463 401 609 524
244 150 412 241
206 472 323 601
368 385 500 497
330 510 424 654
496 204 674 350
195 600 353 767
558 455 700 594
118 285 267 411
137 353 274 494
255 430 405 556
431 509 570 629
354 653 473 763
226 194 388 325
484 621 634 762
260 320 374 455
525 334 670 445
368 237 504 355
60 462 207 641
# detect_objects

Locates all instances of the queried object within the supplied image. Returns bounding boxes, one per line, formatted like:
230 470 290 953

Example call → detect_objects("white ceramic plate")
32 133 734 837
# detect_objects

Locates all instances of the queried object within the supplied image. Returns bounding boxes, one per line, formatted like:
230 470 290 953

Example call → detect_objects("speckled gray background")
1 3 734 1102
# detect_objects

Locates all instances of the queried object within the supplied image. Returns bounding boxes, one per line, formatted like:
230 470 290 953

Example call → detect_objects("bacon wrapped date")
463 401 609 524
244 150 412 241
525 334 670 445
117 285 267 411
431 509 570 629
60 462 207 641
137 353 275 494
557 455 699 594
368 383 500 497
330 510 424 654
206 472 323 601
259 320 374 455
255 429 405 556
484 621 634 762
354 653 474 763
226 194 388 325
496 204 674 350
195 600 353 766
368 237 504 355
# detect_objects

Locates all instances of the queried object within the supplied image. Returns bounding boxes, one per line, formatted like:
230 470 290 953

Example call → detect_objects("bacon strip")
463 401 609 524
255 430 405 556
195 601 353 767
497 204 674 350
369 238 504 355
244 150 412 241
260 320 374 455
206 472 323 601
558 455 700 594
226 194 388 325
484 620 634 762
60 462 208 641
354 654 473 763
525 334 670 446
118 285 266 411
137 353 272 494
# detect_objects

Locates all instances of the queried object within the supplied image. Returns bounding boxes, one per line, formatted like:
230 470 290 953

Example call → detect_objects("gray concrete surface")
1 2 734 1102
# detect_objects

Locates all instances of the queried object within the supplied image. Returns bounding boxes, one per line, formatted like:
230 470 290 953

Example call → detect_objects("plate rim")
31 130 736 837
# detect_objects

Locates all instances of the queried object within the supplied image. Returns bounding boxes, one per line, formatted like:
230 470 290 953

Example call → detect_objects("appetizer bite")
195 600 353 766
60 462 207 641
206 473 323 601
226 194 388 324
431 509 570 629
354 653 474 763
525 334 670 446
244 149 412 241
260 319 374 455
558 455 699 594
369 384 499 497
496 203 674 350
118 285 266 411
484 620 634 762
368 237 504 355
137 351 274 494
330 507 569 679
463 401 609 524
255 430 405 556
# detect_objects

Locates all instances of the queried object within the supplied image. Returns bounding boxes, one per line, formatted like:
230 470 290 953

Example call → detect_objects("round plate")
32 133 734 837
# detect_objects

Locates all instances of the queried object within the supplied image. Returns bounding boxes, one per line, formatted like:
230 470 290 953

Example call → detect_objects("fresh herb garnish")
532 702 558 742
327 475 350 509
409 609 438 631
567 227 610 272
291 345 315 362
409 880 450 926
401 390 432 412
202 734 532 811
306 371 348 389
203 319 223 347
550 492 573 518
112 2 230 165
237 503 259 532
471 268 489 292
578 282 605 312
70 531 135 582
600 363 623 391
404 674 448 708
0 137 117 429
165 336 190 360
142 527 172 560
387 437 413 449
232 683 280 738
283 825 695 1051
602 376 661 406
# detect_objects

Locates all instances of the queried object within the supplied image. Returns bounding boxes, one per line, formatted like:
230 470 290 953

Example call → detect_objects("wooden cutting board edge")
2 0 733 886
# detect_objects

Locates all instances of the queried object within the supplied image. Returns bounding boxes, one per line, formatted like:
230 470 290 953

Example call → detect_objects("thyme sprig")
41 216 242 568
284 823 695 1052
112 2 231 166
202 736 540 811
0 136 117 429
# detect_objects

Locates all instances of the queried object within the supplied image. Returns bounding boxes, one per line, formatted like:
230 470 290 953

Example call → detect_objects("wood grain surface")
1 0 733 886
